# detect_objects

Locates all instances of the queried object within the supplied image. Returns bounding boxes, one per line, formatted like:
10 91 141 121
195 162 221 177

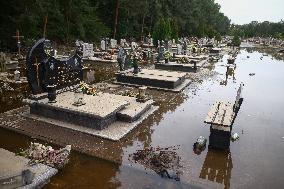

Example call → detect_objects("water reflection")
199 149 232 189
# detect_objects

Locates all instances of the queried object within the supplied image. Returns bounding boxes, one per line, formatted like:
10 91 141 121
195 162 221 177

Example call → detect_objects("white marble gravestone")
101 40 106 51
82 43 94 58
110 39 117 49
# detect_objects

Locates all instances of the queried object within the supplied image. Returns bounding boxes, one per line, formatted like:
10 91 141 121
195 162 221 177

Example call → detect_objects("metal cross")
12 30 24 55
33 58 41 87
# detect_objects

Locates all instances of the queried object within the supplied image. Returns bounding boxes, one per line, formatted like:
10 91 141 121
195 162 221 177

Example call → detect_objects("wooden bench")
204 84 243 128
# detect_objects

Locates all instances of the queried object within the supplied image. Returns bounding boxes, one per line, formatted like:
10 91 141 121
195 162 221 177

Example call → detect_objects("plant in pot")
130 50 141 74
164 51 171 64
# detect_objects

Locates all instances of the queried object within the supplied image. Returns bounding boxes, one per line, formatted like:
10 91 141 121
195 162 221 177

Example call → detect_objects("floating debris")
193 136 207 155
249 73 255 76
231 133 239 141
129 146 182 181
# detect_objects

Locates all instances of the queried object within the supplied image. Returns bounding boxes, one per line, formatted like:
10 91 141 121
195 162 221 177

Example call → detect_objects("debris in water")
231 133 239 141
193 136 207 155
249 73 255 76
129 146 182 181
17 142 71 169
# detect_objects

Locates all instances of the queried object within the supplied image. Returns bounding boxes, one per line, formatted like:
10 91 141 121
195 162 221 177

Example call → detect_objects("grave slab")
0 148 57 189
24 92 130 130
23 105 158 141
155 60 207 72
115 69 190 92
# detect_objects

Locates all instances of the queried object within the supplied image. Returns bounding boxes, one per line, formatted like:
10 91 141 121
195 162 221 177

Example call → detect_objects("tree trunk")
113 0 120 39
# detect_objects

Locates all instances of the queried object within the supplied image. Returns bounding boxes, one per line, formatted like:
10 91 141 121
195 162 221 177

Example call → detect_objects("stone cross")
12 30 24 56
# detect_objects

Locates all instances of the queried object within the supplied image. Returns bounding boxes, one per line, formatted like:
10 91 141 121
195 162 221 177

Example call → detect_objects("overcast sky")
215 0 284 24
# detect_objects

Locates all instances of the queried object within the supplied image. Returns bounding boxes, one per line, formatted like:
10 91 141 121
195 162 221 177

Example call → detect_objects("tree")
232 35 241 47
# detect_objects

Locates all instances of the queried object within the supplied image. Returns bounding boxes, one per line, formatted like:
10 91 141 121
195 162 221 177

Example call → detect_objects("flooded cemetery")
1 1 284 189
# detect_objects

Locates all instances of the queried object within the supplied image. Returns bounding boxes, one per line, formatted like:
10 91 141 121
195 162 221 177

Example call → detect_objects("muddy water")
1 48 284 188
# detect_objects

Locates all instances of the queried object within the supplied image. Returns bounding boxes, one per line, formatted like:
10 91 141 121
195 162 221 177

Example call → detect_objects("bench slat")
204 102 220 123
204 101 235 126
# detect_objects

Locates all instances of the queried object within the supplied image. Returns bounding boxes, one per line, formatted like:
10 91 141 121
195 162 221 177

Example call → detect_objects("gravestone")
117 47 127 71
82 43 94 58
150 38 154 46
172 39 176 45
26 38 82 95
177 44 182 55
110 39 117 49
101 40 106 51
120 39 127 47
86 70 95 83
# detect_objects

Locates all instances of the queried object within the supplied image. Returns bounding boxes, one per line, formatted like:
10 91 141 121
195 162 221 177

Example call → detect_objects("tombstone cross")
33 57 41 87
12 30 24 55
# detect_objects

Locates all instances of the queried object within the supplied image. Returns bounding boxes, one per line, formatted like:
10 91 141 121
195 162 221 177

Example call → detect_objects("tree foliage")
229 21 284 39
0 0 231 50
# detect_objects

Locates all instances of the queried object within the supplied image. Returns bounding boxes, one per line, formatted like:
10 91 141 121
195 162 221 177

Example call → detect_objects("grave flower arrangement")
177 57 189 64
130 50 142 74
79 82 97 96
17 142 71 169
164 51 171 60
164 51 172 63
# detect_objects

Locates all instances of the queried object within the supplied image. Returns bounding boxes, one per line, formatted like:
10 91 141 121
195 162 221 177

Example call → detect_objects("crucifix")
12 30 24 56
33 57 41 87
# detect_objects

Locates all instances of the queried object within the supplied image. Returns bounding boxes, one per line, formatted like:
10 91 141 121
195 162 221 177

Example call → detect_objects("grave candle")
73 89 84 106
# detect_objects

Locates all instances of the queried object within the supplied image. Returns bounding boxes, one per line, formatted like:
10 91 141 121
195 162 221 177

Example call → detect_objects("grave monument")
23 39 157 140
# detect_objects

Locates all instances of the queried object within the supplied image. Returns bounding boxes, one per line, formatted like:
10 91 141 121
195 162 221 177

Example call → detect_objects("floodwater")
1 47 284 188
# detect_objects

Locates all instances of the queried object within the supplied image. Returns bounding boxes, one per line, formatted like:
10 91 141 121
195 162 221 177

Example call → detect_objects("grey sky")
215 0 284 24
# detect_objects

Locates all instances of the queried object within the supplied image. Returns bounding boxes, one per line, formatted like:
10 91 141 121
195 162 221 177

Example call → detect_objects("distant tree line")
0 0 231 50
229 21 284 39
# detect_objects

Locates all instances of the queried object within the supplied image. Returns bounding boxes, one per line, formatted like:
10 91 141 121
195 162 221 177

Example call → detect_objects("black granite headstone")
26 38 82 95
